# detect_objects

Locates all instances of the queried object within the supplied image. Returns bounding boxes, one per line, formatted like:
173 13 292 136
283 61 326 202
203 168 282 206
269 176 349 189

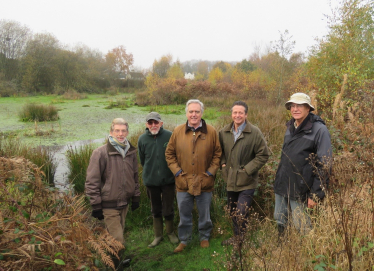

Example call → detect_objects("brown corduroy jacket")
165 119 222 196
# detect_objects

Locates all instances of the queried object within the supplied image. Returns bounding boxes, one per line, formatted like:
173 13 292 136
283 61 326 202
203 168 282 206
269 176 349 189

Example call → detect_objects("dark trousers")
227 189 255 236
146 183 175 221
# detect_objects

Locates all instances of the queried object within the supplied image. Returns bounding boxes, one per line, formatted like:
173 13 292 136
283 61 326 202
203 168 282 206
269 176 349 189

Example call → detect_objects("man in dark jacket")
274 93 332 236
86 118 140 268
138 112 179 248
219 101 270 245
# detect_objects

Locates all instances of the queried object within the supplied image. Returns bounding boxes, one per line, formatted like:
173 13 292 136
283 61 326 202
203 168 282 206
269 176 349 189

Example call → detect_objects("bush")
0 157 123 270
19 103 59 122
62 89 87 100
0 79 18 97
0 136 56 185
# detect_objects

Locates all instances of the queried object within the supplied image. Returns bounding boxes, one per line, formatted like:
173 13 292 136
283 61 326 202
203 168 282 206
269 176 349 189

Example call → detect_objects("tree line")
0 20 134 95
147 0 374 117
1 0 373 117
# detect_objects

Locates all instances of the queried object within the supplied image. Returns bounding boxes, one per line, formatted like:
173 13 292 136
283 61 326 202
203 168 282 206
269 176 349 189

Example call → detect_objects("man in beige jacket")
165 99 221 253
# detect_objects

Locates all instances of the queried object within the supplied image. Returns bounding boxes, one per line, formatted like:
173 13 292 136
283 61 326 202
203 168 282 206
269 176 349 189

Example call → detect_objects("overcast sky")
1 0 338 70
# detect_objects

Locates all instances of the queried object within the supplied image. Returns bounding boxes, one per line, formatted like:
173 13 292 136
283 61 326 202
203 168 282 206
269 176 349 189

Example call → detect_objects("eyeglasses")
290 104 305 109
113 129 127 134
147 120 159 125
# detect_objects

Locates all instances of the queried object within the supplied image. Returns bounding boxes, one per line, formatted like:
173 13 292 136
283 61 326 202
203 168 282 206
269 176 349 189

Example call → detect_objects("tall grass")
66 143 97 194
19 103 59 122
0 136 56 184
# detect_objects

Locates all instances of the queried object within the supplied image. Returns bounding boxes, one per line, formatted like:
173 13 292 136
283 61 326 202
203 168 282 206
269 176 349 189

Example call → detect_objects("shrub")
104 98 131 109
0 79 18 97
0 136 56 185
19 103 59 122
0 157 123 270
62 89 87 100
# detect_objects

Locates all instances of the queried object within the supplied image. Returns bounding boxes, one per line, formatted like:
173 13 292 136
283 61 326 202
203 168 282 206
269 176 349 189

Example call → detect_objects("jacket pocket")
201 172 214 191
175 172 188 190
236 169 251 187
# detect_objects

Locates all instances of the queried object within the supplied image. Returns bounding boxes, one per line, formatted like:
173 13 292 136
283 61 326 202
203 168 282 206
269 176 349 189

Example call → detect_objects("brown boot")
165 219 179 244
148 217 164 248
200 240 209 248
173 243 187 253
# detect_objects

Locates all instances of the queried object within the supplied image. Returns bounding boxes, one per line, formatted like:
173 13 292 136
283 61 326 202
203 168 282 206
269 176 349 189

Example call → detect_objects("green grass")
123 214 228 271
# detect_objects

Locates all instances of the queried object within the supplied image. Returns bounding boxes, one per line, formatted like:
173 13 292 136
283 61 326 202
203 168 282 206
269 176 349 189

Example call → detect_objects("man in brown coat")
165 99 222 253
85 118 140 268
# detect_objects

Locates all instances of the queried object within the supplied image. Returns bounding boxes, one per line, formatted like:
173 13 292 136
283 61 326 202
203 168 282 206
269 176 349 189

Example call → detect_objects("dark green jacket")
138 127 175 187
219 120 270 192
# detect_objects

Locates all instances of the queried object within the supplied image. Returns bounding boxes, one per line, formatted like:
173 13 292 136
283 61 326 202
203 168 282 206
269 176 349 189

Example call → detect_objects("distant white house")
184 72 195 80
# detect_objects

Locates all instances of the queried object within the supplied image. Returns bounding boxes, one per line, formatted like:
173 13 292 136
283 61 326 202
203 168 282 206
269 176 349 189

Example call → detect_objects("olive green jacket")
219 120 270 191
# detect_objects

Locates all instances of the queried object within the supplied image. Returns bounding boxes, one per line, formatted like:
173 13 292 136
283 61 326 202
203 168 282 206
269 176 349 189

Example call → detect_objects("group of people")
85 93 332 268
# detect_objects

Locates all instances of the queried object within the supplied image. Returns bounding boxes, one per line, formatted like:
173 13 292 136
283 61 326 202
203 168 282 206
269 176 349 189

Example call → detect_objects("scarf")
108 135 130 158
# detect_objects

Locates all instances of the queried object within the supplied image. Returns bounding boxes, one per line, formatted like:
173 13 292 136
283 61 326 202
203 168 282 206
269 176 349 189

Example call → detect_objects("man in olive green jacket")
219 101 270 245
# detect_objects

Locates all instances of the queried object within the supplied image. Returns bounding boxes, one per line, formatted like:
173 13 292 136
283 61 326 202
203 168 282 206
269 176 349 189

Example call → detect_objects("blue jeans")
274 193 311 234
177 191 213 244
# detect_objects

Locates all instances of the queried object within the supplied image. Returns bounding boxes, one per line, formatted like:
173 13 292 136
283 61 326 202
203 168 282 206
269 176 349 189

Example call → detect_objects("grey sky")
1 0 338 69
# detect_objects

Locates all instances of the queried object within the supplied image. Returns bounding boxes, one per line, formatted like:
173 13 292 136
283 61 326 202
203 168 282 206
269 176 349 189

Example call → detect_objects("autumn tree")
235 59 256 73
152 54 172 78
167 61 184 79
195 61 209 80
208 67 223 83
212 61 231 73
307 0 374 112
105 45 133 81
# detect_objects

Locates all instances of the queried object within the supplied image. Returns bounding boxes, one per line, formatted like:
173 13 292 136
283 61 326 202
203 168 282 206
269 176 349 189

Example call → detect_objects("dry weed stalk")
0 157 123 270
333 74 348 121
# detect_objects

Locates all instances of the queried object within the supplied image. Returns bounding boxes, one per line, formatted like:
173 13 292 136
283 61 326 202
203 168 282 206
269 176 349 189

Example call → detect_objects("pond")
0 94 188 188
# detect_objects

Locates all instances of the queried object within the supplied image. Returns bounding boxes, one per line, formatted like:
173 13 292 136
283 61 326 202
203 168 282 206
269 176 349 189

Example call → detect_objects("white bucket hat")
285 92 315 111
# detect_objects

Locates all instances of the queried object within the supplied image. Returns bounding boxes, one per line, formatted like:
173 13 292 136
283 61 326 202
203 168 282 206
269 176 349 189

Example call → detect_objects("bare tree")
273 30 295 103
0 20 31 80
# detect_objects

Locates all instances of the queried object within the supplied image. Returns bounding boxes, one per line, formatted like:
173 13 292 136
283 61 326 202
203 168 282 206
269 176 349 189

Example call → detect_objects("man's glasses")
147 120 159 125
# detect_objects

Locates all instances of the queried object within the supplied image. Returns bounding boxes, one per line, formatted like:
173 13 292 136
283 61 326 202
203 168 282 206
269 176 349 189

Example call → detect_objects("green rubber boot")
148 217 164 248
165 219 179 244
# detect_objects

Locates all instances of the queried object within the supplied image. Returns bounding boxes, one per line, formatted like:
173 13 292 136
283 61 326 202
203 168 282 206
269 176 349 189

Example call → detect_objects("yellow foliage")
145 73 159 94
208 67 223 84
167 64 184 79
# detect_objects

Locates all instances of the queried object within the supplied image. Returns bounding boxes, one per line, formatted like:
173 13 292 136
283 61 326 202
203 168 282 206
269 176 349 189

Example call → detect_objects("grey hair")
185 99 204 114
110 118 129 132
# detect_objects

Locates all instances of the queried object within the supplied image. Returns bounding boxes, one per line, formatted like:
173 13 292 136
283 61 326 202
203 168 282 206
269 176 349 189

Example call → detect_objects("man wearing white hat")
273 93 332 237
